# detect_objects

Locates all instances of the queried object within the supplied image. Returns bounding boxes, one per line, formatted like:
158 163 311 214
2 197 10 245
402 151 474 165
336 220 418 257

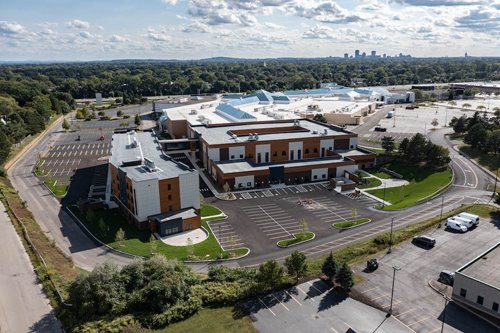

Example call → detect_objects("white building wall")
336 165 358 177
208 147 220 162
229 146 245 160
288 141 303 160
349 137 358 149
234 175 255 189
311 168 328 181
179 172 200 209
320 139 334 156
256 144 271 163
132 179 161 222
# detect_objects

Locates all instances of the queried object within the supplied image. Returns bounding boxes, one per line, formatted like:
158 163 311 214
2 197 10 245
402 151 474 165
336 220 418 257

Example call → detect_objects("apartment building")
193 119 375 190
108 131 200 236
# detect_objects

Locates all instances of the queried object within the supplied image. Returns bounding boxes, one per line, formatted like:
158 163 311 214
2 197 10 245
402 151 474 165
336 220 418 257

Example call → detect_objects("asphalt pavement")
0 201 62 333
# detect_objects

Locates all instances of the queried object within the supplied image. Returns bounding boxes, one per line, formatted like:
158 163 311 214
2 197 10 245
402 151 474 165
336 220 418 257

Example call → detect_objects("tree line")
64 251 353 332
449 110 500 154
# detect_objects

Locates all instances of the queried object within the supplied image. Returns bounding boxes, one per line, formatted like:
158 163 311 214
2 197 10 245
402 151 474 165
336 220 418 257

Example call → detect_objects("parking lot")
207 219 246 250
215 189 378 255
353 211 500 333
245 279 413 333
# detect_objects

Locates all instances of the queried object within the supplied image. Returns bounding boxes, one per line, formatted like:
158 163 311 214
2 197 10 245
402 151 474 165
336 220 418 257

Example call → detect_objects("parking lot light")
388 266 401 316
438 196 444 228
387 218 394 254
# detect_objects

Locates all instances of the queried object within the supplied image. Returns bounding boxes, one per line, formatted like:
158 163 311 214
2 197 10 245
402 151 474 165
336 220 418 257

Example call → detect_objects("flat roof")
109 131 195 181
194 119 352 145
151 207 198 222
458 242 500 289
214 154 365 174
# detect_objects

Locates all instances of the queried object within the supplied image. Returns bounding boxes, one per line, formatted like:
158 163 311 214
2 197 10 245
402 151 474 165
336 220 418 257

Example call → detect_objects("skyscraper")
354 50 360 58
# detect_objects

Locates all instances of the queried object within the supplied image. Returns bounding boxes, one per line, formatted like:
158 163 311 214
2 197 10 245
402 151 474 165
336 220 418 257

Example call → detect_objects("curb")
333 219 372 230
204 220 251 261
415 165 454 204
276 232 316 248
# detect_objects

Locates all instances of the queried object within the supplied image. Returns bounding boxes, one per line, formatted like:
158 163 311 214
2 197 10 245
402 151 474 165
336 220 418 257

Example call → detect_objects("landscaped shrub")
191 282 256 305
140 296 202 329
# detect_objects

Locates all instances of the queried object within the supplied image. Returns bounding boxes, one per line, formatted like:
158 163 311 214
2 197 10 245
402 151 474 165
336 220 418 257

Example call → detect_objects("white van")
451 216 474 229
446 219 468 233
458 212 479 226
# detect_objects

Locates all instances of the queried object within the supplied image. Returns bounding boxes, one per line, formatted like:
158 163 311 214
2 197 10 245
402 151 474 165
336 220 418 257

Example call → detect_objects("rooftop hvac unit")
254 108 259 112
197 115 205 121
203 119 211 125
261 110 268 114
131 137 138 148
190 109 197 115
312 130 318 134
254 133 259 140
323 129 328 135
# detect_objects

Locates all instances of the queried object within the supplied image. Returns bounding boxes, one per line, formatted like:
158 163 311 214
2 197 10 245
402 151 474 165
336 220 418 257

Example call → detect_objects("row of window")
228 147 337 160
460 288 499 312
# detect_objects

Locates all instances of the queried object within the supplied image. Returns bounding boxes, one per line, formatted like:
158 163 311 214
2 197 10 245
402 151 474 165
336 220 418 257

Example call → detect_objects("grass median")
44 179 68 196
69 206 247 260
367 161 452 210
277 231 315 247
333 218 370 229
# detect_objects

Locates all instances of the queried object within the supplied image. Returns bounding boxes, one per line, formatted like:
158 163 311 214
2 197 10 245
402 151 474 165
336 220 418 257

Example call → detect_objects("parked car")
439 271 455 286
446 219 468 233
458 212 479 226
451 216 474 229
412 235 436 248
374 126 387 132
366 259 379 272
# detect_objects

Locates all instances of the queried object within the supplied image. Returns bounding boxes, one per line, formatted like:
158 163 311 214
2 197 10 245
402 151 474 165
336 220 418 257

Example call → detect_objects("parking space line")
381 299 401 309
360 286 378 294
285 290 302 306
428 326 442 333
306 281 327 295
296 285 315 301
395 307 417 318
271 294 289 311
258 298 276 317
407 316 430 327
371 293 390 301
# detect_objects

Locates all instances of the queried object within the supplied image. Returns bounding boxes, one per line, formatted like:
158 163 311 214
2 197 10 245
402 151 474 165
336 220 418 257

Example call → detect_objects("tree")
117 110 123 117
335 262 354 291
381 136 395 154
0 131 12 165
115 228 126 247
431 118 439 127
462 103 472 109
97 217 109 237
451 115 467 133
134 113 141 126
258 260 283 289
321 252 337 282
313 113 327 123
62 118 70 132
285 251 307 283
485 130 500 155
465 123 488 149
149 234 157 254
398 137 409 157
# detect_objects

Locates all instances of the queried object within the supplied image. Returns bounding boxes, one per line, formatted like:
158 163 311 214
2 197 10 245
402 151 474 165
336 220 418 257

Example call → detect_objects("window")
167 184 171 190
273 151 277 157
322 174 326 178
313 175 318 180
247 182 252 187
493 302 499 312
477 296 484 305
240 154 243 158
186 223 192 230
168 194 172 200
282 151 286 156
305 148 309 154
314 148 318 153
460 288 467 297
350 145 354 149
230 155 235 159
169 205 173 211
329 147 333 151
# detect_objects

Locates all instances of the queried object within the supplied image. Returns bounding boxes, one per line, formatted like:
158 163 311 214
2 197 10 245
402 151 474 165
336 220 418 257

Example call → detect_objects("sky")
0 0 499 61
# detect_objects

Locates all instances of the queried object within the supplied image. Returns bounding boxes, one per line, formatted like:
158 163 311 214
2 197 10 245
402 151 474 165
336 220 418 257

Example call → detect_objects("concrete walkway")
184 152 221 196
357 172 409 206
159 228 208 246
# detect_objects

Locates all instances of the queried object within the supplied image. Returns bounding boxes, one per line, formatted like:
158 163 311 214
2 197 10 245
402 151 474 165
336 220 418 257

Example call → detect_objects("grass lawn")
333 218 370 229
69 206 247 260
277 231 315 247
201 203 223 217
459 145 500 175
362 147 386 154
44 179 68 196
367 161 452 210
156 306 257 333
370 170 392 179
357 177 382 189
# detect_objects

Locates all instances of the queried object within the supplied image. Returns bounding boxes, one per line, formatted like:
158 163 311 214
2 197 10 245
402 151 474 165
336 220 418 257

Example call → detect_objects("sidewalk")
357 171 409 206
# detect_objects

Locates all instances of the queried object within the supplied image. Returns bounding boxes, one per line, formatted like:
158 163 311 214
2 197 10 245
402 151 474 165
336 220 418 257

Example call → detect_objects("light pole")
388 218 394 254
491 153 499 200
440 296 449 333
438 196 444 228
218 224 222 259
388 266 401 316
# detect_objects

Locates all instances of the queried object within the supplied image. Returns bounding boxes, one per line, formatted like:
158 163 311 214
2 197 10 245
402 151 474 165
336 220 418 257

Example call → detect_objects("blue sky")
0 0 498 61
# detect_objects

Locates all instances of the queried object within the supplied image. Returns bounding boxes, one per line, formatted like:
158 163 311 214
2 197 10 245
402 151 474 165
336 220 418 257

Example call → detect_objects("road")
0 201 62 333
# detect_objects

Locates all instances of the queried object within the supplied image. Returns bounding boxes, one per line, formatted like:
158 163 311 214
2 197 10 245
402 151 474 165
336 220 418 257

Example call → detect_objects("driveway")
352 212 500 333
245 279 414 333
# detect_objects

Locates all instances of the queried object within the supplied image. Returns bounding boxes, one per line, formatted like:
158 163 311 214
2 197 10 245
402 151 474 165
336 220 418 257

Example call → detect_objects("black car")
366 259 378 272
439 271 455 286
412 235 436 248
374 126 387 132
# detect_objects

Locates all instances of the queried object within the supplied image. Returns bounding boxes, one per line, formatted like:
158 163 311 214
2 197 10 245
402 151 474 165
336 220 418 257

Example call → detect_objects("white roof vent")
143 157 156 172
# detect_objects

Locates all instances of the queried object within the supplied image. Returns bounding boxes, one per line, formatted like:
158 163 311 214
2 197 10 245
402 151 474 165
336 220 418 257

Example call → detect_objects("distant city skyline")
0 0 498 61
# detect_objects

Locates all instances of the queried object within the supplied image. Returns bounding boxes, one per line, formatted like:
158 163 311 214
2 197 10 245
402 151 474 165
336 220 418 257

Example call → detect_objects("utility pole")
440 296 449 333
388 218 394 254
438 196 444 228
388 266 401 316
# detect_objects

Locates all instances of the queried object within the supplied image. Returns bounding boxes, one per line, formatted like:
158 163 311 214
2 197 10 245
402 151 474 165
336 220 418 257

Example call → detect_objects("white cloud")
161 0 178 4
391 0 484 6
78 31 94 39
109 34 128 42
147 31 170 41
181 21 212 33
455 8 500 32
0 21 27 37
66 19 90 29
